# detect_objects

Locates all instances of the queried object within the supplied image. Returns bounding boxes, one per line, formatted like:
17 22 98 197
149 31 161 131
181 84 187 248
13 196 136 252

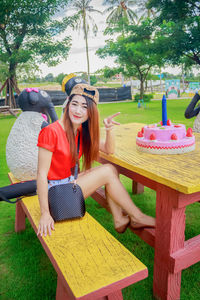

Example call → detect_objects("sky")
40 0 116 77
39 0 198 78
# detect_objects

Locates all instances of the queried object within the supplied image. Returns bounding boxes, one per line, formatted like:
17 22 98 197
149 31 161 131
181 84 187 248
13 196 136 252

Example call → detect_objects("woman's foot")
130 213 155 229
114 215 130 233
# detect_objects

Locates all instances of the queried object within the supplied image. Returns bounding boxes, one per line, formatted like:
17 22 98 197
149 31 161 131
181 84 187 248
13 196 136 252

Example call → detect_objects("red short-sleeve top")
37 121 82 180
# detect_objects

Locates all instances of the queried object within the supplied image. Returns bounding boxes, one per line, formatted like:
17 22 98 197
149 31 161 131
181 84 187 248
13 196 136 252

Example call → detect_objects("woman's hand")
103 112 121 131
37 212 55 237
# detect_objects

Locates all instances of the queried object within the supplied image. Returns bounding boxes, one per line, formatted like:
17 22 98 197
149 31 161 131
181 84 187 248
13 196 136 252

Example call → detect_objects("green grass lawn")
0 99 199 300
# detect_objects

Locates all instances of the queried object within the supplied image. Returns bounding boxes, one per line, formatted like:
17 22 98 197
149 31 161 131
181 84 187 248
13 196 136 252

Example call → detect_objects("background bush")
134 93 154 102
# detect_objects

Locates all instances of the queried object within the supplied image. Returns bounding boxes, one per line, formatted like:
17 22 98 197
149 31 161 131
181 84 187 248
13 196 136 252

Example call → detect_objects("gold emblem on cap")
61 73 76 92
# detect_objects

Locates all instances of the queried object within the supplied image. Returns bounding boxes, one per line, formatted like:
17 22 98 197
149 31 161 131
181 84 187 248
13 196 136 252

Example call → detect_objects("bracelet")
105 127 113 131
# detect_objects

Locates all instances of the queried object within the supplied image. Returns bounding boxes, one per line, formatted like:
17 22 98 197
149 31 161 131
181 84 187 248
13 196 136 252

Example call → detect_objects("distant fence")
0 86 132 107
98 86 132 102
45 86 132 105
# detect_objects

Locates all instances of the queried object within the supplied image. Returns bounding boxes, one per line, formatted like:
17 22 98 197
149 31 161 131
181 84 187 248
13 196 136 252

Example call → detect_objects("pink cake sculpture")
136 120 195 154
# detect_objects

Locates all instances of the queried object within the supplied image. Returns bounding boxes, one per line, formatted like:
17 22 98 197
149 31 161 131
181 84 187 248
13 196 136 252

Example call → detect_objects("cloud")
70 44 105 55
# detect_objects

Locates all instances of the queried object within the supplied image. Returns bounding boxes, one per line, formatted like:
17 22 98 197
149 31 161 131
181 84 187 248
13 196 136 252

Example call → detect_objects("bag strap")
74 133 80 180
0 191 22 204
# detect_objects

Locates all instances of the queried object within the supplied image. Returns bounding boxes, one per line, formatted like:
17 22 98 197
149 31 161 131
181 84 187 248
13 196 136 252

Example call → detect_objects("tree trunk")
121 73 124 86
160 70 162 92
11 75 20 95
140 79 144 99
145 80 147 91
83 10 90 85
7 63 21 108
130 77 133 97
181 65 185 92
151 79 153 92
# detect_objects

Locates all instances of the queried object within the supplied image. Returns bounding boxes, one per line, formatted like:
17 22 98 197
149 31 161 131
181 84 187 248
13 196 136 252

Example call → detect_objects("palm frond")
103 0 119 5
127 0 137 7
87 13 98 34
126 8 137 23
86 8 102 14
105 0 138 25
103 6 116 14
106 8 119 23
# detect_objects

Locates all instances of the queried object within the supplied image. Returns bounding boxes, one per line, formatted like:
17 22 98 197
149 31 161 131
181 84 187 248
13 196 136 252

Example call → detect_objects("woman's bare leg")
79 165 129 230
79 167 128 229
105 187 130 232
77 164 155 229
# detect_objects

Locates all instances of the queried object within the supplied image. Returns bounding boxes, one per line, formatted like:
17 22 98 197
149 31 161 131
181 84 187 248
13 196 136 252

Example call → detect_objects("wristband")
105 127 113 131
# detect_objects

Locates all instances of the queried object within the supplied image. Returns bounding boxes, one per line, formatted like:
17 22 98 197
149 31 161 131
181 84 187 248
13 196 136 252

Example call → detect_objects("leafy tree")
0 0 75 106
56 73 66 85
68 0 102 84
44 73 54 82
16 60 41 82
94 69 109 83
97 20 164 98
0 61 9 84
90 75 97 86
147 0 200 66
97 66 123 80
103 1 138 86
79 72 88 81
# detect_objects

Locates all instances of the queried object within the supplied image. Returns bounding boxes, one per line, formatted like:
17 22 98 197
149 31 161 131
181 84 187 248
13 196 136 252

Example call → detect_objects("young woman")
37 84 155 237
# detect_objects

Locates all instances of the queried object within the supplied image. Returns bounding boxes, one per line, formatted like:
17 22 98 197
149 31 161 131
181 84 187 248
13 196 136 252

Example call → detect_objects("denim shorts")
48 175 75 190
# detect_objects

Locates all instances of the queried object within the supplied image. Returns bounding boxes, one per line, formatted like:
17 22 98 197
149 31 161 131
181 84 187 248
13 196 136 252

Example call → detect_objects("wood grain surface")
100 123 200 194
9 173 147 298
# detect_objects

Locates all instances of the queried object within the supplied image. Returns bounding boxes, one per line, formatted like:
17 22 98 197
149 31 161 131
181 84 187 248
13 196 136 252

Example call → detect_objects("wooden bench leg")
106 290 123 300
56 277 123 300
56 276 74 300
15 201 26 232
132 181 144 194
97 290 123 300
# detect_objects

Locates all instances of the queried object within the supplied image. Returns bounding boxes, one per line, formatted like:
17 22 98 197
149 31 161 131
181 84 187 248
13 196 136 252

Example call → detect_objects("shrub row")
134 93 154 102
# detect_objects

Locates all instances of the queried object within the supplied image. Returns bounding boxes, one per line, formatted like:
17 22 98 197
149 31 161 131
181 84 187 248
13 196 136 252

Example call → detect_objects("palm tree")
68 0 102 84
103 1 137 26
103 1 137 86
136 0 156 21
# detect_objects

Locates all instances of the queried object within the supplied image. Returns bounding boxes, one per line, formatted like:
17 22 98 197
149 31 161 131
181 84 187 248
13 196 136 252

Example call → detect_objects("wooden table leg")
132 181 144 194
15 201 26 232
153 186 185 300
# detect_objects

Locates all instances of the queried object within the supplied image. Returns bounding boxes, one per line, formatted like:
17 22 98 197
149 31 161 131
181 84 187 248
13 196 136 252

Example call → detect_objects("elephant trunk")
45 102 58 123
0 181 37 202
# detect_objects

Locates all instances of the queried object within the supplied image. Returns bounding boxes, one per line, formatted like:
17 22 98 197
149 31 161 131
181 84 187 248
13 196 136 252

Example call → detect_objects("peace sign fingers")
103 112 121 130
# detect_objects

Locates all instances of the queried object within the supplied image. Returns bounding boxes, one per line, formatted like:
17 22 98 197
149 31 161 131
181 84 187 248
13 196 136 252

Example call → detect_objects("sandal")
130 220 155 230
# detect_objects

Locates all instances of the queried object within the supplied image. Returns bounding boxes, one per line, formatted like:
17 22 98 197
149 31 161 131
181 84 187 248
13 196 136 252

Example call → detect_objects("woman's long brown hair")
63 95 100 170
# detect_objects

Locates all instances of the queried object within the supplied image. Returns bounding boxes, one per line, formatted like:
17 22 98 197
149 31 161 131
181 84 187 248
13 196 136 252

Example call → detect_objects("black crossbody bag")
48 134 85 221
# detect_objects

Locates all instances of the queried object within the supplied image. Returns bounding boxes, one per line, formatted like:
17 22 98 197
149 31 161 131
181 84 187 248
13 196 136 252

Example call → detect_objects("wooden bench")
8 173 148 300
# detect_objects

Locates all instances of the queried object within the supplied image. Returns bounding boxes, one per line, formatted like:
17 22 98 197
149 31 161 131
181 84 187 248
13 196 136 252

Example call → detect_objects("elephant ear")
40 90 49 99
29 92 39 105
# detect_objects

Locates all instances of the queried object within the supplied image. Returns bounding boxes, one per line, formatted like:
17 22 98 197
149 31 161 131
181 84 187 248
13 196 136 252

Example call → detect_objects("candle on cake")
162 94 167 125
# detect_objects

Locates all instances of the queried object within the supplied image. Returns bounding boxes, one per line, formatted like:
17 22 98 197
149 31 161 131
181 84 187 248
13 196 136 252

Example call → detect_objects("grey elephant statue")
6 87 58 181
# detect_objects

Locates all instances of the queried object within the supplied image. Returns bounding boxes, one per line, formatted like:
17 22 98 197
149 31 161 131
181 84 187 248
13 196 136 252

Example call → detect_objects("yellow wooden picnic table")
100 122 200 194
92 122 200 300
